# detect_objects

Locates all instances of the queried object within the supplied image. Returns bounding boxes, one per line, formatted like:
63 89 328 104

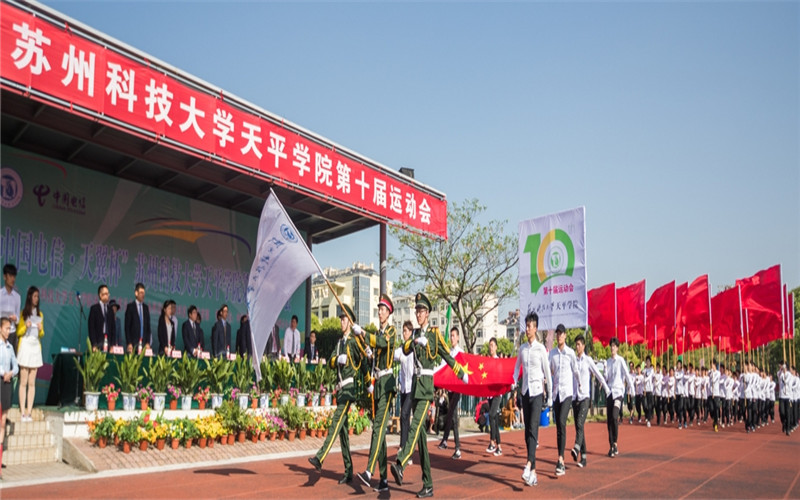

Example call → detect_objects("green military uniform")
391 293 466 495
362 321 397 481
312 305 367 481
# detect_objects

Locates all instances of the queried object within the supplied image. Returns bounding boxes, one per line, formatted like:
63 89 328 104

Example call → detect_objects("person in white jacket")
604 337 634 458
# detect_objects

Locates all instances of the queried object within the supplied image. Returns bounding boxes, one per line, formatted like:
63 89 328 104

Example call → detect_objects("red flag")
674 282 688 355
434 352 516 398
588 283 616 346
711 287 743 353
736 265 782 348
683 275 711 348
790 292 796 340
646 281 676 350
617 280 645 345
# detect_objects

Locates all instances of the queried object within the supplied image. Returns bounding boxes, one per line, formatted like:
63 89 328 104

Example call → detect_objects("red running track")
5 419 799 499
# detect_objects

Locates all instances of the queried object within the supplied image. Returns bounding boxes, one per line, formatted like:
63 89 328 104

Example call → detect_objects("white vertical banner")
518 206 587 331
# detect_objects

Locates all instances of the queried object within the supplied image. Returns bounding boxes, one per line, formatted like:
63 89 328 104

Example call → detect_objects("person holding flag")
356 294 397 493
437 326 464 459
308 304 368 485
390 292 468 499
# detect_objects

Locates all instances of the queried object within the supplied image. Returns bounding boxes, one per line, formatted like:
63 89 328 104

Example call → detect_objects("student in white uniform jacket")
604 337 634 458
570 334 609 469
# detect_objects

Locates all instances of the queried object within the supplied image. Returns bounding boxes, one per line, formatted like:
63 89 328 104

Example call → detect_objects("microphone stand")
75 293 87 406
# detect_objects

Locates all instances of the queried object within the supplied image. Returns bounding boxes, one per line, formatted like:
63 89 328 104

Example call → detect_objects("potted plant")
258 357 275 408
136 385 154 411
194 386 210 410
167 384 181 410
118 420 139 454
75 339 110 410
174 353 204 410
295 359 309 407
114 352 145 411
249 383 260 409
169 420 183 449
146 356 175 411
273 359 296 405
184 418 198 448
91 415 115 448
101 383 121 411
231 355 254 409
154 414 169 450
204 356 233 408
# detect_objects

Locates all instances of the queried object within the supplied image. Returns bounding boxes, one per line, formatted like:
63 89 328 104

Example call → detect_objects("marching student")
634 365 644 424
686 364 697 426
512 312 552 487
548 324 580 476
666 366 676 424
643 356 655 427
653 363 663 425
625 361 635 424
486 337 504 457
394 321 416 464
438 327 465 460
767 374 776 425
604 337 634 458
570 334 609 469
779 362 792 435
710 360 721 432
674 360 687 429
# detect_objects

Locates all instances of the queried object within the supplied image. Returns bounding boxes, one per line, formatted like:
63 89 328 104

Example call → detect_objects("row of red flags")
588 265 795 355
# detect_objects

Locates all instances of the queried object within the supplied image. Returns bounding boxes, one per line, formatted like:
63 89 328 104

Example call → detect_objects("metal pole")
379 223 387 296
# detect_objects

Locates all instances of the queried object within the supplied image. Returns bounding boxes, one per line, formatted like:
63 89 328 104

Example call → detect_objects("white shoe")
647 421 651 428
486 445 496 453
522 465 531 482
526 471 538 486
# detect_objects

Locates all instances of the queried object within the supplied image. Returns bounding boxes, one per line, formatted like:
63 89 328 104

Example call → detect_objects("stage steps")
3 408 60 465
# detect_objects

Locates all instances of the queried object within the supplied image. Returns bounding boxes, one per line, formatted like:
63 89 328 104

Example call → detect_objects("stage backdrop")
0 145 307 402
518 207 587 331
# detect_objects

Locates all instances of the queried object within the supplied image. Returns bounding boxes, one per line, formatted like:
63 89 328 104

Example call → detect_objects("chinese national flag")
711 287 743 353
588 283 616 346
683 275 711 348
617 280 645 345
646 281 675 351
735 265 783 348
434 352 516 398
674 282 688 355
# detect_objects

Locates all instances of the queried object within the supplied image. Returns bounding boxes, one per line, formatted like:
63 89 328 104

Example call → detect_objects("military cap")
339 303 355 321
414 292 431 311
378 293 394 314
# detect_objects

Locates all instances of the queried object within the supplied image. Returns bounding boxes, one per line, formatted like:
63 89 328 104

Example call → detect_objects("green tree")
389 199 518 353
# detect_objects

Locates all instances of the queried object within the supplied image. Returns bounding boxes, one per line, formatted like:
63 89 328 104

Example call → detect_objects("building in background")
500 309 521 346
311 262 392 327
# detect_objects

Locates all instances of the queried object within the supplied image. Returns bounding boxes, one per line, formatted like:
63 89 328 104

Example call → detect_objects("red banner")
736 265 783 349
646 280 675 350
617 280 645 345
588 283 616 346
0 2 447 239
711 287 743 353
434 353 515 398
790 292 796 340
683 275 711 348
674 282 688 355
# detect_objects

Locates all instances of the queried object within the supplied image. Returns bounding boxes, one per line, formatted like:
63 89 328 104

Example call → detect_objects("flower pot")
98 436 107 448
251 397 258 409
208 437 214 448
324 394 332 406
227 434 235 445
287 430 296 441
280 394 290 406
211 393 223 409
259 394 269 408
181 395 193 411
198 399 206 410
171 438 180 449
297 394 306 407
156 438 166 451
140 399 149 411
198 437 207 448
185 439 192 449
139 440 149 451
89 436 96 444
348 428 353 435
269 431 276 441
250 433 258 443
271 398 278 408
278 430 285 440
153 393 166 411
122 393 136 411
107 398 117 411
85 391 100 411
237 431 246 443
123 441 132 454
238 394 250 410
309 429 316 438
332 397 337 406
169 399 177 410
259 432 266 441
299 429 307 440
114 436 120 446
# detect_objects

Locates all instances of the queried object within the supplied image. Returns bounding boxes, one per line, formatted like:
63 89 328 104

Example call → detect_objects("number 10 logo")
523 229 575 294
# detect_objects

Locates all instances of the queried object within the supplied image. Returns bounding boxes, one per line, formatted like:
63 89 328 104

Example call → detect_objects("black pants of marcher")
572 398 590 455
779 398 789 431
440 391 460 449
769 400 775 422
489 396 502 445
711 397 720 426
635 395 643 419
655 395 662 424
675 396 684 425
521 392 543 467
400 392 413 452
553 395 572 458
607 396 622 447
645 392 654 422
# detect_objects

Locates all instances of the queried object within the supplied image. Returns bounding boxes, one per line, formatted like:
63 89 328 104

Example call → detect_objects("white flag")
247 189 321 380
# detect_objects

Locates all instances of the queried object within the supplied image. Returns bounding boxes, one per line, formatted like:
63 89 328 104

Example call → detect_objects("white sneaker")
486 445 496 453
522 465 531 482
526 471 538 486
647 421 651 428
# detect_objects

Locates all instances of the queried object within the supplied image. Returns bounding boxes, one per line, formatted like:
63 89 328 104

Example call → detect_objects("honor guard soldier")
356 294 397 492
390 292 468 498
308 303 368 484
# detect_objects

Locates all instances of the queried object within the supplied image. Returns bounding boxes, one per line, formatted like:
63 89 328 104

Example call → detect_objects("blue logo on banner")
280 224 298 243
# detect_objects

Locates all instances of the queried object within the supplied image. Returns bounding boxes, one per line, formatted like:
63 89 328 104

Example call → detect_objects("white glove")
461 373 469 384
337 354 347 365
510 383 517 391
414 336 428 347
352 324 363 335
365 347 373 358
393 347 402 361
368 384 374 394
547 398 553 408
605 388 611 397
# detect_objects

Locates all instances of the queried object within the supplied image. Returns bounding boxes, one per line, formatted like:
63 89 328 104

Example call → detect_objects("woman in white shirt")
512 312 552 487
16 286 43 422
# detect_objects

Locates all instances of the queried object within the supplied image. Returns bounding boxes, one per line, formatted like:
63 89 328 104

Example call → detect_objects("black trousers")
572 398 590 455
635 394 643 419
675 395 685 425
489 396 502 445
644 392 654 421
779 398 789 431
521 392 543 466
400 391 413 451
712 396 721 426
553 395 572 458
440 391 460 449
607 396 622 447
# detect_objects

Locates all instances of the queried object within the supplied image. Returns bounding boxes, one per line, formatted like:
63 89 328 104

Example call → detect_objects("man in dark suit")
211 304 231 358
182 305 202 358
236 314 253 358
303 330 319 362
124 282 151 353
265 324 281 360
109 300 122 347
88 284 115 351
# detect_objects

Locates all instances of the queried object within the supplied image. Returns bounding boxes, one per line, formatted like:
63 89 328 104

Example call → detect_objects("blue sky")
46 1 799 312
